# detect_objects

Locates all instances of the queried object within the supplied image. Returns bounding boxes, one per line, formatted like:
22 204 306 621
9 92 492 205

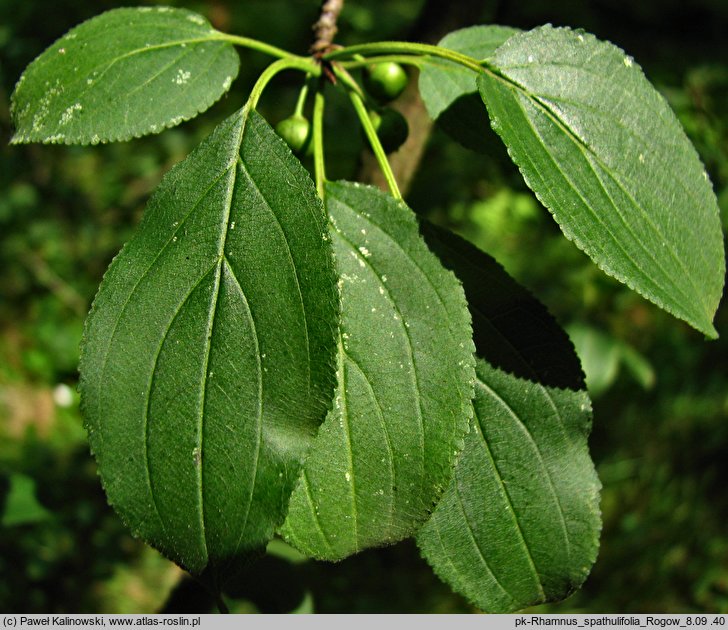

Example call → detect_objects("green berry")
363 62 408 103
368 108 408 154
275 115 311 154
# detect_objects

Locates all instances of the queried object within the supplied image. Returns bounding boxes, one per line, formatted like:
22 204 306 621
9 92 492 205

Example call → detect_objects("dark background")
1 0 727 613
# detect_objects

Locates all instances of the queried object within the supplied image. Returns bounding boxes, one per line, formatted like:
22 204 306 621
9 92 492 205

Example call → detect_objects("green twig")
213 31 304 61
338 55 427 70
313 86 327 198
334 67 402 200
325 41 486 73
294 79 311 117
247 58 319 111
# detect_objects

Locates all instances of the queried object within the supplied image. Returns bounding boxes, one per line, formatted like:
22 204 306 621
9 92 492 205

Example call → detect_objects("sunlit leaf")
11 7 239 144
479 26 724 337
280 183 475 560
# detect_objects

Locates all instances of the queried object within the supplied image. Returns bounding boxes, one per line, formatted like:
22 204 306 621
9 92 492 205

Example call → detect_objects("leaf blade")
416 228 600 612
280 183 475 561
478 25 724 336
11 7 239 144
79 108 338 575
418 25 519 152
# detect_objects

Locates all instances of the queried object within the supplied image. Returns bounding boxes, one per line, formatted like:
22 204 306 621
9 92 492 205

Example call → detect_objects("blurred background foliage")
1 0 726 614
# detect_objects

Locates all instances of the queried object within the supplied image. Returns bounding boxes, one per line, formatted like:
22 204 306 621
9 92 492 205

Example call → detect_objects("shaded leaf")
421 223 583 389
416 228 600 612
419 25 519 152
79 107 338 575
479 25 724 337
11 7 239 144
280 183 475 561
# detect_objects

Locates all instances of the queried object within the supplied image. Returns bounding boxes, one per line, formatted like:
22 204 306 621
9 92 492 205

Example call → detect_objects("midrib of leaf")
484 79 694 313
429 517 496 601
329 219 427 497
29 36 222 97
512 90 703 312
65 44 227 132
123 46 200 99
193 115 244 562
481 62 714 319
530 88 713 287
103 107 249 563
474 378 571 563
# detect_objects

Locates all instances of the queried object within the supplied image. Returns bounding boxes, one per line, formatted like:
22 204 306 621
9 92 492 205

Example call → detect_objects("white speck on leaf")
623 56 633 67
222 76 233 91
174 69 191 85
58 48 66 54
59 103 82 126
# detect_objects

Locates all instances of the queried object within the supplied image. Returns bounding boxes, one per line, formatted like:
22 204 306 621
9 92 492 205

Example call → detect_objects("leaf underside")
479 25 724 337
418 25 520 152
79 108 338 575
11 7 239 144
280 182 475 561
417 227 600 613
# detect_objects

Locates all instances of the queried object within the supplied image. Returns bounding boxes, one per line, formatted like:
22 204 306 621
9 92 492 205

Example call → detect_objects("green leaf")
11 7 239 145
416 228 600 613
418 25 519 152
280 183 475 561
79 107 338 576
478 25 725 337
